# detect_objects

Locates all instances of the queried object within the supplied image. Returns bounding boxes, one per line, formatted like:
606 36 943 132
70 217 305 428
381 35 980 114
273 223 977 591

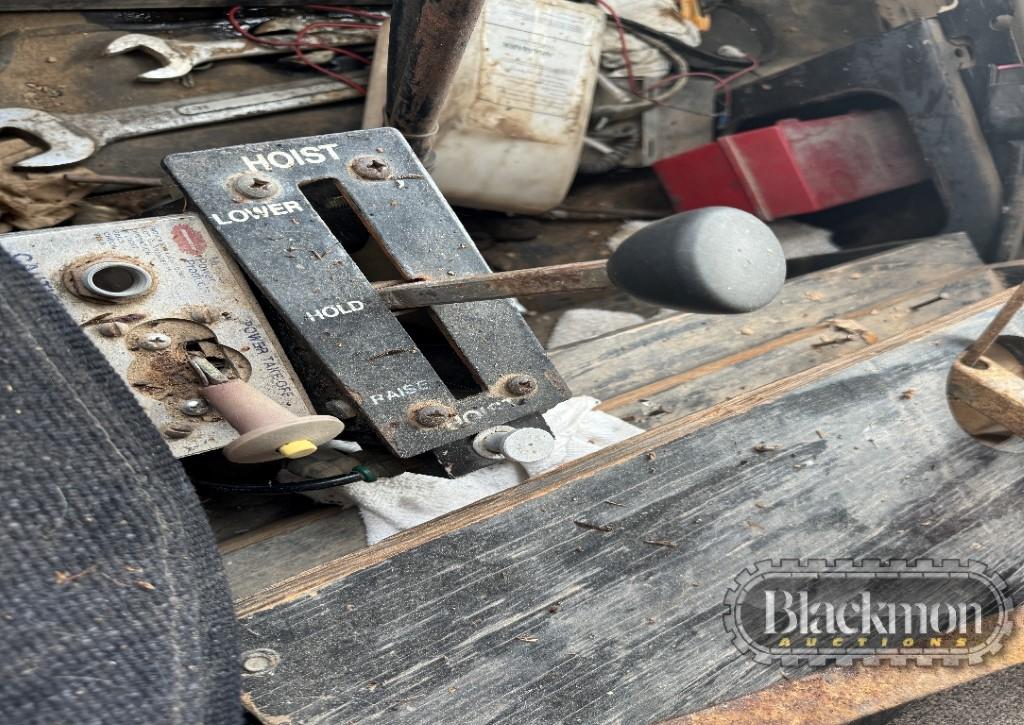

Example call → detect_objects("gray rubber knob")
606 207 786 313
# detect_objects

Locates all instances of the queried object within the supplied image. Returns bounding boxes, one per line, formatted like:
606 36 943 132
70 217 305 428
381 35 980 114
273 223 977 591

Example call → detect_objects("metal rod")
384 0 486 161
962 283 1024 366
64 172 163 187
374 260 611 309
188 356 230 386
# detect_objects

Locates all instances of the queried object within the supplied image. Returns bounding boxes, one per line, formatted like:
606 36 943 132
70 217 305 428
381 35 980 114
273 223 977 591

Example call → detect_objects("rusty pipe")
374 261 611 309
384 0 486 162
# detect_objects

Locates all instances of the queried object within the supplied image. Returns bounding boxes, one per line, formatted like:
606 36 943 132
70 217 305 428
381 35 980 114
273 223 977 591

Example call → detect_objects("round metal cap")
473 426 555 464
499 428 556 464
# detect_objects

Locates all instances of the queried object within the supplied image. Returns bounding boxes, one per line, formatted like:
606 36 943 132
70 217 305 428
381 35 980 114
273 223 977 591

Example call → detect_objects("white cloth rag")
324 397 641 545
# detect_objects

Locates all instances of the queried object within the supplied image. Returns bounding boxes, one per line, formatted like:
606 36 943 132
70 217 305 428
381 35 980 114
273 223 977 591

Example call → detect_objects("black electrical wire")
194 465 377 494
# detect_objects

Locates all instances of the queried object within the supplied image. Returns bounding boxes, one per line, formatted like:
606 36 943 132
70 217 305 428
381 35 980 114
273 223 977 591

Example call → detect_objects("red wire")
638 56 759 119
594 0 759 120
226 5 375 93
716 53 760 88
293 22 370 93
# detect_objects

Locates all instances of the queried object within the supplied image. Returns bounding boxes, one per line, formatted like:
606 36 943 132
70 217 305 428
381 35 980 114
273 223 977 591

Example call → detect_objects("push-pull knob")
190 357 344 464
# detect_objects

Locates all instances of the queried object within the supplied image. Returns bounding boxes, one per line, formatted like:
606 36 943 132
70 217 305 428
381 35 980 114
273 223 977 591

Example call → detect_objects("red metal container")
653 109 931 220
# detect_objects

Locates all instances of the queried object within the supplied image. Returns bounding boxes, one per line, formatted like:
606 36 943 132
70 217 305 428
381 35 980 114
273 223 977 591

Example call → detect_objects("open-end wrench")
106 31 376 82
0 73 366 168
106 30 378 81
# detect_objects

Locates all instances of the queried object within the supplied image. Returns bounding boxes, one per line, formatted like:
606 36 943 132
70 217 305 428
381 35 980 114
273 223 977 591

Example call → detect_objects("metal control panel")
2 214 312 457
164 128 571 463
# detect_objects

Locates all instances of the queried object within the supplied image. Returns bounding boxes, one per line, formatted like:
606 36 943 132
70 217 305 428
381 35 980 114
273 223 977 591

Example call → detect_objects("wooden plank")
549 234 982 404
606 267 1010 426
235 291 1010 614
219 507 344 555
223 508 365 601
205 494 319 544
212 239 995 592
669 606 1024 724
235 291 1024 724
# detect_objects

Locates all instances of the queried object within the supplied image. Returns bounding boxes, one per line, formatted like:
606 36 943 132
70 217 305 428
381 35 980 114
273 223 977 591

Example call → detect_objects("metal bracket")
164 128 570 464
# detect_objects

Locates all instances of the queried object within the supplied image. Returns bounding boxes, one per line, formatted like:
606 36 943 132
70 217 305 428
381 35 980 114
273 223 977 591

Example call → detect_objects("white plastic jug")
363 0 604 214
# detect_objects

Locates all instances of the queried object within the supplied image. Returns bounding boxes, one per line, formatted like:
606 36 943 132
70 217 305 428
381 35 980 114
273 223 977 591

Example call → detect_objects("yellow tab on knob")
277 439 318 459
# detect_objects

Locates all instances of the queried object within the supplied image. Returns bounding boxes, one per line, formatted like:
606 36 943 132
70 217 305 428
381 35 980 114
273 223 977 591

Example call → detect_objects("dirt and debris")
0 139 97 232
909 292 951 311
637 399 673 418
54 566 96 585
828 318 879 344
812 333 856 348
81 312 147 328
574 520 613 532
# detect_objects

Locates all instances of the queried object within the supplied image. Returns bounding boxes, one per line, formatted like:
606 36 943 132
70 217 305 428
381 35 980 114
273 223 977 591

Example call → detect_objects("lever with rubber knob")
375 207 786 313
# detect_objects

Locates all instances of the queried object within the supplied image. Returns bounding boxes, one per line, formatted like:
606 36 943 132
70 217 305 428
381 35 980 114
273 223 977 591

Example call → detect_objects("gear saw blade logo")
723 559 1013 666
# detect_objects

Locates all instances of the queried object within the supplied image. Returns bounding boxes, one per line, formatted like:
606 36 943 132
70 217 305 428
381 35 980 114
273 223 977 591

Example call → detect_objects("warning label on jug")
471 0 603 142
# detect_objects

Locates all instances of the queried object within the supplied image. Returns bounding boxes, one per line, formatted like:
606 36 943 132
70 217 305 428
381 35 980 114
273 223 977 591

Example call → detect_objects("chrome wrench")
106 30 377 81
0 74 366 168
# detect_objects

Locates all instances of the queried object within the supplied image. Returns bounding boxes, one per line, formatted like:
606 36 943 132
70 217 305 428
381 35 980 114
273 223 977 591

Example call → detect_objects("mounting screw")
412 404 452 428
241 649 279 674
180 399 210 417
162 422 194 439
352 156 391 180
233 173 280 199
505 375 537 396
139 332 172 351
96 321 126 338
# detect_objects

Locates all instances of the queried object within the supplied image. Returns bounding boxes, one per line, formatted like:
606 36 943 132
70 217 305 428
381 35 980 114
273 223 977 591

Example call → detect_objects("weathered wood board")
669 606 1024 724
550 234 988 422
234 293 1024 724
222 508 365 601
605 266 1022 426
218 237 1010 603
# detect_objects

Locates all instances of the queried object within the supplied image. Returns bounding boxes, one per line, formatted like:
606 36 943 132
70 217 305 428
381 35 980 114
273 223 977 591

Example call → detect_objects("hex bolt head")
241 649 279 674
352 156 391 180
233 173 280 199
139 332 172 351
162 422 194 439
413 405 452 428
505 375 537 396
180 399 210 417
96 321 126 338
